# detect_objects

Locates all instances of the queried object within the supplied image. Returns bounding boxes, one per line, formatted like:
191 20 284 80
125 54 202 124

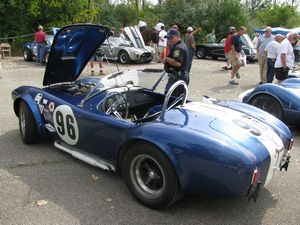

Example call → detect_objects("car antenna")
106 34 120 72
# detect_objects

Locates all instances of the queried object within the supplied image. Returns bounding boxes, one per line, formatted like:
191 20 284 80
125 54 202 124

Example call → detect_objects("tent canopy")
253 27 291 35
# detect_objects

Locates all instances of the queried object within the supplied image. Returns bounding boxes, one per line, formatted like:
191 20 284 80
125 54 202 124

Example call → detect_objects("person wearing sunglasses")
163 28 189 96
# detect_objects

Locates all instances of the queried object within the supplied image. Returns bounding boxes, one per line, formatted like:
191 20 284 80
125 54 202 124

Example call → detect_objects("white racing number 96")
53 105 79 145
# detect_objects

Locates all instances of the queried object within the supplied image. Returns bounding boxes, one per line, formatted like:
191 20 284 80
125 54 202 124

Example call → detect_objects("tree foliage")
0 0 299 53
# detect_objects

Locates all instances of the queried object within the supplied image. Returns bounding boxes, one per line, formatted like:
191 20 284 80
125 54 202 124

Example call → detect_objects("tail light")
251 169 260 185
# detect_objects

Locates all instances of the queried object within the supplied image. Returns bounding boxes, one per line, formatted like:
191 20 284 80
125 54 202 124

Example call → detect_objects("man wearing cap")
256 26 275 84
275 32 299 83
34 25 47 65
185 26 201 73
223 27 236 70
163 29 189 96
157 26 168 63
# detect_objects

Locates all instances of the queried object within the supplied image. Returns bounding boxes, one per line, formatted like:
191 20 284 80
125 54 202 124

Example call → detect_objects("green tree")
255 4 300 28
213 0 248 40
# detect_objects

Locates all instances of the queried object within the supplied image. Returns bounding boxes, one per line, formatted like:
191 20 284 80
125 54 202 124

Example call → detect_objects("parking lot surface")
0 57 299 225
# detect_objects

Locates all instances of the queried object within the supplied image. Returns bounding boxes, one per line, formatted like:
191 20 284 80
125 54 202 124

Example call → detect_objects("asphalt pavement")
0 57 299 225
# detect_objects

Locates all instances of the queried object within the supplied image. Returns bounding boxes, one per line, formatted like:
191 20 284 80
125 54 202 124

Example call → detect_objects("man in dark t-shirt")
228 26 247 85
163 29 189 96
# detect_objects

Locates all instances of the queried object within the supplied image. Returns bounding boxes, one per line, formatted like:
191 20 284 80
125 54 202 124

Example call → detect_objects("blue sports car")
240 76 300 125
23 35 53 63
12 24 293 208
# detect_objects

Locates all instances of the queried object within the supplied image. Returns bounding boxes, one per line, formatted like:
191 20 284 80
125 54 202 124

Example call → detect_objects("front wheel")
119 51 131 64
122 143 183 208
18 101 39 144
250 95 283 120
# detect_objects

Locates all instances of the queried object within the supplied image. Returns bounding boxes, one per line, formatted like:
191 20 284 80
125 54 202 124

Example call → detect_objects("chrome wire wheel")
130 154 165 199
19 106 26 138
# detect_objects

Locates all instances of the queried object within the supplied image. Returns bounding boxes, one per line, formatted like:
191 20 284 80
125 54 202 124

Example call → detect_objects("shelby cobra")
195 34 257 62
23 35 54 63
240 72 300 125
101 27 155 64
12 24 293 208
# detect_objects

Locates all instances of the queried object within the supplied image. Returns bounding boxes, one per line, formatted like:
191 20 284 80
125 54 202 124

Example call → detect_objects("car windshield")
79 68 168 105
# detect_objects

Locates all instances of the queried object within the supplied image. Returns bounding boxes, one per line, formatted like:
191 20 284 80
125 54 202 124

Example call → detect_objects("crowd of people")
223 25 299 85
33 22 299 90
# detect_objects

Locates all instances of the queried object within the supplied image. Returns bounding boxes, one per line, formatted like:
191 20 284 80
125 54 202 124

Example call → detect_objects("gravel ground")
0 57 299 225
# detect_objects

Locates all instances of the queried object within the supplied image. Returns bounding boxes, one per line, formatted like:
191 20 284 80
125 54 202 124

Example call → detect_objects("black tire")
250 95 283 120
195 47 205 59
122 143 183 208
44 52 49 64
212 56 218 60
18 101 39 144
23 48 33 61
119 51 131 64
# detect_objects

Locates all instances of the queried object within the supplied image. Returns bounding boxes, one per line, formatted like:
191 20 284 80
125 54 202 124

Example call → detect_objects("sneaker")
91 70 95 76
229 80 239 85
222 66 233 70
236 72 240 79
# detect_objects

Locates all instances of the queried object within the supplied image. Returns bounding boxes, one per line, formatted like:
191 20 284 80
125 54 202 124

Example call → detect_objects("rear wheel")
250 95 283 120
195 47 205 59
18 101 39 144
122 143 183 208
23 48 33 61
44 52 49 64
119 51 131 64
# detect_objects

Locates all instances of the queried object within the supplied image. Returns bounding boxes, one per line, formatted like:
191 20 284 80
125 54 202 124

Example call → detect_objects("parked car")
102 27 155 64
12 24 293 208
195 34 257 62
23 35 54 63
239 69 300 125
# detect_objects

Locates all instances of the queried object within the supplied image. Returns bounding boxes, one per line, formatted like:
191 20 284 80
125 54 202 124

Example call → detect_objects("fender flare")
13 94 47 138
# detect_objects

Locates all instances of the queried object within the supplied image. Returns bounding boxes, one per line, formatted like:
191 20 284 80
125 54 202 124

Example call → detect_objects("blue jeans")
266 58 276 83
36 43 45 64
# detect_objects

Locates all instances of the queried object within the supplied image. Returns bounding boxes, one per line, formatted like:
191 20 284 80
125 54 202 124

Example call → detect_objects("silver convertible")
102 27 155 64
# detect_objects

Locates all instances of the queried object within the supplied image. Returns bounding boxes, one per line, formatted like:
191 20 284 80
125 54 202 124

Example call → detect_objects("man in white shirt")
264 34 283 83
157 25 167 63
275 32 299 83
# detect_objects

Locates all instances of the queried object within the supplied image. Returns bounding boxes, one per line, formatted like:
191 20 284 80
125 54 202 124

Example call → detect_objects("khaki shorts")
228 51 242 66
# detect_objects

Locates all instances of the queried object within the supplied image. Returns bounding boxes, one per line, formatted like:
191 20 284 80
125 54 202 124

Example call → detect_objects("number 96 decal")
53 105 79 145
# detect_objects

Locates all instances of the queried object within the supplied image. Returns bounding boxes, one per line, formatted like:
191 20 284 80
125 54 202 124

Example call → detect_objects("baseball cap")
187 27 194 32
166 29 180 39
229 26 235 32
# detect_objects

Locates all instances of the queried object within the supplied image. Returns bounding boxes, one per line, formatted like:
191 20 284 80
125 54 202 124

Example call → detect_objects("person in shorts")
228 26 247 85
90 47 105 76
223 26 236 70
275 32 299 83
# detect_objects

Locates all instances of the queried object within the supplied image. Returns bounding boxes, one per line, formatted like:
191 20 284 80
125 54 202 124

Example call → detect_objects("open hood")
43 24 110 86
124 27 146 49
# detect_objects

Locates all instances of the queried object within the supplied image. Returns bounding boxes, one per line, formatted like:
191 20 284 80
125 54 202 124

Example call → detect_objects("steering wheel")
102 92 128 119
160 80 188 121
